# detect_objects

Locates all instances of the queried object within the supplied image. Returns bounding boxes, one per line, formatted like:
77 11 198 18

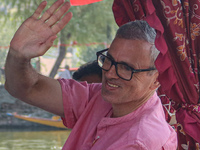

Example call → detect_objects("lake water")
0 129 71 150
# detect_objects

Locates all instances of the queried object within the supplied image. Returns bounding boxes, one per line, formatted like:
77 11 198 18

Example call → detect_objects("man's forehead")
108 38 152 67
109 38 152 54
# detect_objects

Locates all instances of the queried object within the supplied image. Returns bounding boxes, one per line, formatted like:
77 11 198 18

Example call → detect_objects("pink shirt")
59 79 177 150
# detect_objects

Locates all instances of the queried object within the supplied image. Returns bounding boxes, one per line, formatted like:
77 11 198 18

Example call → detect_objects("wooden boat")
10 112 67 129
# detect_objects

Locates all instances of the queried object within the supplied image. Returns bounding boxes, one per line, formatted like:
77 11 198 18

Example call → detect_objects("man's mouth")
107 82 119 88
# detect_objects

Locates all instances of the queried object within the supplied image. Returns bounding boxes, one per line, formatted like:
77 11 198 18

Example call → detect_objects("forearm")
5 48 64 116
5 49 39 99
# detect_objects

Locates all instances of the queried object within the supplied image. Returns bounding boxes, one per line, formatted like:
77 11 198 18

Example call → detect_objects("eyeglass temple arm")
133 68 156 73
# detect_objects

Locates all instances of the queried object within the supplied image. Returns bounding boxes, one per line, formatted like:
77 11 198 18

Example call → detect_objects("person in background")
58 65 71 79
72 60 102 83
4 0 177 149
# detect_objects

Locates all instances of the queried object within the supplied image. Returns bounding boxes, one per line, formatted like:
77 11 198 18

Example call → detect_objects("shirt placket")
92 118 108 147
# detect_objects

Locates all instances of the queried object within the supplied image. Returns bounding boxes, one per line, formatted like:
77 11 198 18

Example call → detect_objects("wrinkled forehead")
108 38 153 67
109 38 152 56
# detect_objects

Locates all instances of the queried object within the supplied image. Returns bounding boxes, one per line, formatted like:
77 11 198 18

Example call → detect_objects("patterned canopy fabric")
70 0 102 6
112 0 200 150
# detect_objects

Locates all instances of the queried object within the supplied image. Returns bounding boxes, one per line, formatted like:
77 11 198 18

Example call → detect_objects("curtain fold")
112 0 200 149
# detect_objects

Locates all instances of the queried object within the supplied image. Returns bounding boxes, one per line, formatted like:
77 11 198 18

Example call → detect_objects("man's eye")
120 64 132 71
125 66 132 71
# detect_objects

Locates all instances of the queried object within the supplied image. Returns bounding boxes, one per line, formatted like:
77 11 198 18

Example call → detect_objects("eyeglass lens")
98 54 132 80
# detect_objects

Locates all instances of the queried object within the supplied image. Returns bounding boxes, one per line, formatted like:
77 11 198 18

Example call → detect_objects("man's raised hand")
10 0 72 60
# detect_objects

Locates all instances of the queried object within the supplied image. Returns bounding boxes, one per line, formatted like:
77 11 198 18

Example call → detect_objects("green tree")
75 45 105 66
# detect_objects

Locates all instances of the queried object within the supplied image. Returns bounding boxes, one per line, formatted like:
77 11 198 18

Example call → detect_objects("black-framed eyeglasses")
96 48 156 81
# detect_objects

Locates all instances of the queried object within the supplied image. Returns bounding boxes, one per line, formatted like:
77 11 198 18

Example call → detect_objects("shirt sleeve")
58 79 91 128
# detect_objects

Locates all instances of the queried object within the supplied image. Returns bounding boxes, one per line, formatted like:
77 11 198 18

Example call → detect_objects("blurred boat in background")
7 112 67 129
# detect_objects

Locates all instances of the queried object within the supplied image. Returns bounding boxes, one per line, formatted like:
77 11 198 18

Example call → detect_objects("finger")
52 12 73 34
46 2 71 27
40 0 65 22
32 1 47 19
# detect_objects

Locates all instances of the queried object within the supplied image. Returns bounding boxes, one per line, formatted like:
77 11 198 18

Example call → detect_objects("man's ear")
150 71 160 90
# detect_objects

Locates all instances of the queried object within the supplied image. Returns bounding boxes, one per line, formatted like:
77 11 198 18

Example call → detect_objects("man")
58 65 72 79
5 0 177 149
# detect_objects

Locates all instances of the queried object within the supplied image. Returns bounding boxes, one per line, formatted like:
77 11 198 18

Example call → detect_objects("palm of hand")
11 18 54 59
10 0 72 60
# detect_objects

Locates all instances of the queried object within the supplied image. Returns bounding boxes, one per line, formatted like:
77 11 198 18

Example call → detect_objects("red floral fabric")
70 0 102 6
112 0 200 150
157 87 176 123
